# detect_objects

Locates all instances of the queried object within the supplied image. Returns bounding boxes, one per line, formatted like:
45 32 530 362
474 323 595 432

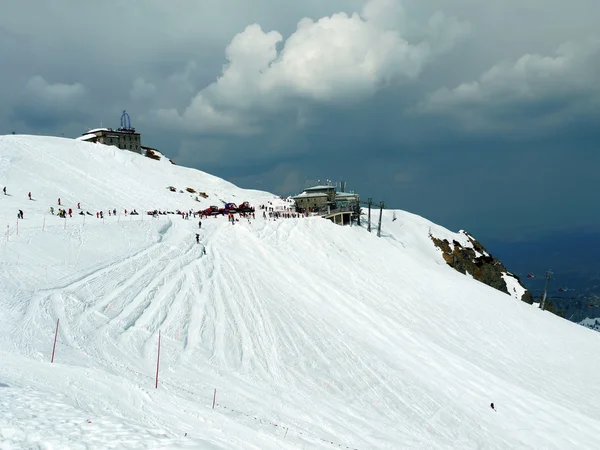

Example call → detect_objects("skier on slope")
3 186 6 195
28 192 31 200
195 233 200 244
198 220 202 229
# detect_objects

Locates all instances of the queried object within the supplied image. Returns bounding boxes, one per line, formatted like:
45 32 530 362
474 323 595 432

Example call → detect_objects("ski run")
1 135 600 449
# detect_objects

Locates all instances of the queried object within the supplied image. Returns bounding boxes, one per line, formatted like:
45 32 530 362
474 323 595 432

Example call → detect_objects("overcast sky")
1 0 599 242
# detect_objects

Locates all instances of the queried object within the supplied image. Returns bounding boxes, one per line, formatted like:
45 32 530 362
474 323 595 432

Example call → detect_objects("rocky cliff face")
431 231 533 304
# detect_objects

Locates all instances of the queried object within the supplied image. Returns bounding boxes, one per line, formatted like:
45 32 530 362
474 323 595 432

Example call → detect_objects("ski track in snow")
1 135 600 449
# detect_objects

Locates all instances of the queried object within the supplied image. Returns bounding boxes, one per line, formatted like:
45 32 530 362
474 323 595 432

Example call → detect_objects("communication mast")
119 110 135 132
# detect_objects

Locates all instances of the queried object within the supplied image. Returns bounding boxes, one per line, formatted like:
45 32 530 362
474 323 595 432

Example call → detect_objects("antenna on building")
119 110 135 132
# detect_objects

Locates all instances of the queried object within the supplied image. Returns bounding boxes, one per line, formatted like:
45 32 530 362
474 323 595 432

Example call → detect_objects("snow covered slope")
1 135 600 449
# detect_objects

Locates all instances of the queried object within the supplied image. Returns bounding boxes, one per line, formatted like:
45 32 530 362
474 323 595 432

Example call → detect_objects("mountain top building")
77 111 141 154
292 183 360 225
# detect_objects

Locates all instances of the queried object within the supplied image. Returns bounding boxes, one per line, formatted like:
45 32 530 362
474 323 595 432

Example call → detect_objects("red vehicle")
202 206 221 216
237 201 254 213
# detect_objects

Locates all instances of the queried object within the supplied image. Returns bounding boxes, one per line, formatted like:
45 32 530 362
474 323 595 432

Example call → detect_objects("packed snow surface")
1 135 600 449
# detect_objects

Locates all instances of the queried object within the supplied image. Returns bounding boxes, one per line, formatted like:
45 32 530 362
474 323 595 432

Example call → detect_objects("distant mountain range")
485 233 600 329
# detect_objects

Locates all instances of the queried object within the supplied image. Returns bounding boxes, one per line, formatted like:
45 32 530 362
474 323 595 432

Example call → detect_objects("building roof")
304 185 335 191
291 192 329 199
76 133 98 141
86 128 111 134
83 128 140 137
335 192 358 198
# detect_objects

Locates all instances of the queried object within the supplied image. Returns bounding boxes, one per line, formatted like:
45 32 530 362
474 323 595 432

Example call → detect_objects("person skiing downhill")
28 192 31 200
57 198 61 205
195 233 200 244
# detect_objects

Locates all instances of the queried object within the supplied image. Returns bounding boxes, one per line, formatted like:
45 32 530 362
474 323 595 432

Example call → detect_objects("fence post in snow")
51 318 60 363
155 330 161 389
212 388 217 409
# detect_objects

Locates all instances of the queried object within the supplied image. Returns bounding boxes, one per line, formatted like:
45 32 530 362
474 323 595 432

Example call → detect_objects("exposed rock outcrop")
431 232 533 304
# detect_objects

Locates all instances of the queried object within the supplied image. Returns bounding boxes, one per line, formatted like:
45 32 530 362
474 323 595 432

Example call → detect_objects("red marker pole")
155 330 161 389
51 319 60 363
212 388 217 409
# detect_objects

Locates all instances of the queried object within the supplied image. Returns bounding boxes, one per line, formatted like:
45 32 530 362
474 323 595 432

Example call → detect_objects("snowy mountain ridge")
1 135 600 449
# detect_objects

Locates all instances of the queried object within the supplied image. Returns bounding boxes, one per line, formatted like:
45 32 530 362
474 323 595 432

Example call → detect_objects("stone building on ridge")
77 111 141 154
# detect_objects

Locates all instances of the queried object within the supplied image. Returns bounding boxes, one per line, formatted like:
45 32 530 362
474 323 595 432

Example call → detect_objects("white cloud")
130 78 157 101
416 38 600 132
147 0 470 135
25 76 85 104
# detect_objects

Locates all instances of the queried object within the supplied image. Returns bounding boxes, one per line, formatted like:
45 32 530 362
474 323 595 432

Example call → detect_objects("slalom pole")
212 388 217 409
155 330 161 389
16 220 18 237
51 319 60 363
42 215 45 231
